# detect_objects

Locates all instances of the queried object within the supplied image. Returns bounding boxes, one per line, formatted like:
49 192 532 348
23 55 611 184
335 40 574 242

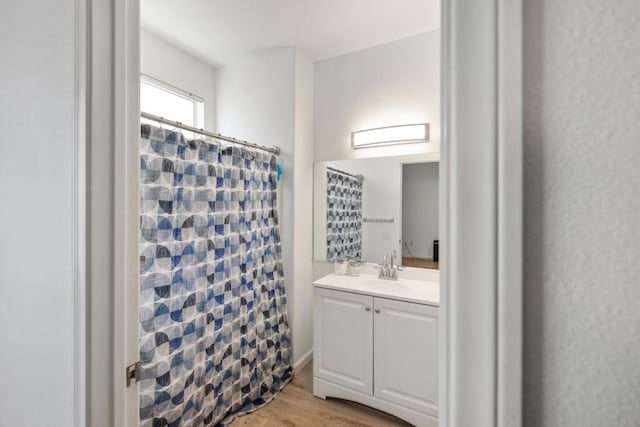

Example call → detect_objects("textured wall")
524 1 640 426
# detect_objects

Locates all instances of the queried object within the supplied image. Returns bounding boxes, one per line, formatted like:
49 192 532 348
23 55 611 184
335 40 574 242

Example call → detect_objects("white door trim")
113 0 141 425
440 0 522 426
84 0 140 426
73 0 87 425
81 0 523 425
497 1 523 425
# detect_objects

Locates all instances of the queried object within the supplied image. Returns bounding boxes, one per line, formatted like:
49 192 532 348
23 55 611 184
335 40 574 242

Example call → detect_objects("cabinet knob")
365 306 371 312
374 308 381 314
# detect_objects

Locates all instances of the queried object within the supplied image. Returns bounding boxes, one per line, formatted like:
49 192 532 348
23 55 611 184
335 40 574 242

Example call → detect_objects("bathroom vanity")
312 267 439 427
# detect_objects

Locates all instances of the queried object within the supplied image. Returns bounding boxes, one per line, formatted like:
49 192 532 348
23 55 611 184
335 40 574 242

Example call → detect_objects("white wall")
216 48 295 154
0 1 76 425
141 30 217 129
314 31 440 162
216 47 314 365
291 48 315 365
312 163 328 262
523 0 640 425
402 163 439 259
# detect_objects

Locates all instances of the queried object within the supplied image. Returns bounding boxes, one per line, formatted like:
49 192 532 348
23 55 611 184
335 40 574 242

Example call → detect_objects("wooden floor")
236 361 412 427
402 257 439 270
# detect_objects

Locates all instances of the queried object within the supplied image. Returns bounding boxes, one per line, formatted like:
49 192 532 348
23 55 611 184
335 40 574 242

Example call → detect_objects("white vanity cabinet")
313 283 439 427
313 288 374 395
373 297 438 416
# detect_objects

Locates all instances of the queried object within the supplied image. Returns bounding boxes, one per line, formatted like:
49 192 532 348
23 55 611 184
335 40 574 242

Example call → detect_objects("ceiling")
141 0 440 67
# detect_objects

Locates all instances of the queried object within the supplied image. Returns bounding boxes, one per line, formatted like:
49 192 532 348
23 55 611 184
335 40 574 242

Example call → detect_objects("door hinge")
126 361 141 387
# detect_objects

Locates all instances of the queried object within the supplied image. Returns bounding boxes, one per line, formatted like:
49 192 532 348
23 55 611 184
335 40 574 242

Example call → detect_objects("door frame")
84 0 140 425
81 0 523 425
440 0 523 426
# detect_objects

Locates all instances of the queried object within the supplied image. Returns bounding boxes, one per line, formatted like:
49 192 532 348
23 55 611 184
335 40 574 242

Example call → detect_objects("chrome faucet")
390 250 396 272
379 250 399 281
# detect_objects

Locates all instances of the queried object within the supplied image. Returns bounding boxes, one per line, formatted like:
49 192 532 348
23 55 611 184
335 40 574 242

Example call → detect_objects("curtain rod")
327 166 363 180
141 111 281 155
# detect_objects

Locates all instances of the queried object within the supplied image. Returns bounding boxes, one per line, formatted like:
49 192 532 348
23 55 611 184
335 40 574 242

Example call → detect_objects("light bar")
351 123 429 148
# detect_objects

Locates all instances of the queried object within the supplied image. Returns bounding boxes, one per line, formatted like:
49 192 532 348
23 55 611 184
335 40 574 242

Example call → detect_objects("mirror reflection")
313 155 439 269
401 162 439 269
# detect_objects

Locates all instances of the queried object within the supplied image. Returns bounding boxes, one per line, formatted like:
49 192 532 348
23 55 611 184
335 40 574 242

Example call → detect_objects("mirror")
401 161 439 269
313 154 439 269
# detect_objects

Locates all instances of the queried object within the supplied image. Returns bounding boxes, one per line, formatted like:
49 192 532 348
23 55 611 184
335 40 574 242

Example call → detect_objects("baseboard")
293 348 313 374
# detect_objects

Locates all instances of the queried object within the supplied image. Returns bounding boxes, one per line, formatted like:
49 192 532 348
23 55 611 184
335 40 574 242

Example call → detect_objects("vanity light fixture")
351 123 429 149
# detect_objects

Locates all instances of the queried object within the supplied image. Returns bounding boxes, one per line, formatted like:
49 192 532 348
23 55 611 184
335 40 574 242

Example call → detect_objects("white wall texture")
141 30 217 129
402 162 438 259
0 1 76 425
523 1 640 426
314 31 440 162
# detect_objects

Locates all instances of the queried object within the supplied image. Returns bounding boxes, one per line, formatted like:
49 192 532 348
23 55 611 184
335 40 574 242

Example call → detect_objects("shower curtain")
326 170 363 260
138 124 292 427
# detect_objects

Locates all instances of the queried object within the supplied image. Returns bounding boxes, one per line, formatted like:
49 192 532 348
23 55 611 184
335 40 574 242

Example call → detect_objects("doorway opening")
401 161 439 270
93 0 524 425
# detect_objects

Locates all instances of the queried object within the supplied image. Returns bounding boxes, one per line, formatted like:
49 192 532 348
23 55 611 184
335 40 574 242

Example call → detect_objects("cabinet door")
374 298 438 415
314 288 374 394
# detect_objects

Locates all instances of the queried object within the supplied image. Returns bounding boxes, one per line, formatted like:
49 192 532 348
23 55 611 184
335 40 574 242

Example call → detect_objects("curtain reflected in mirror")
313 155 438 270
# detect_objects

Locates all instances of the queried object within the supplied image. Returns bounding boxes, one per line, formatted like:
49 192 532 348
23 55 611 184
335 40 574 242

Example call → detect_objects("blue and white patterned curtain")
138 124 292 427
326 170 363 260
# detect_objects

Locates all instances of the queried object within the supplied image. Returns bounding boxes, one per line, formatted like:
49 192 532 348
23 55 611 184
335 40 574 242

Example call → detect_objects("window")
140 74 205 132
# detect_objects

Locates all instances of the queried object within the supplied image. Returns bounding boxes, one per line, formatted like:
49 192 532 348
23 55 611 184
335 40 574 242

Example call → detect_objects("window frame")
140 73 205 128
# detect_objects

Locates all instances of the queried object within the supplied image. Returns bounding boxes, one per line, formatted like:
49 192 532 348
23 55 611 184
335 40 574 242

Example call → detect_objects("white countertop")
313 271 440 307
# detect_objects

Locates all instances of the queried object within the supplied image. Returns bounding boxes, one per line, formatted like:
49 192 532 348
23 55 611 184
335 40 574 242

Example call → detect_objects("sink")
359 278 406 287
313 271 440 306
355 262 440 283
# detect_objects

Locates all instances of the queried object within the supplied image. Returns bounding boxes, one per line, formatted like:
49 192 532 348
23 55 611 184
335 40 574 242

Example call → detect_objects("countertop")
313 271 440 307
